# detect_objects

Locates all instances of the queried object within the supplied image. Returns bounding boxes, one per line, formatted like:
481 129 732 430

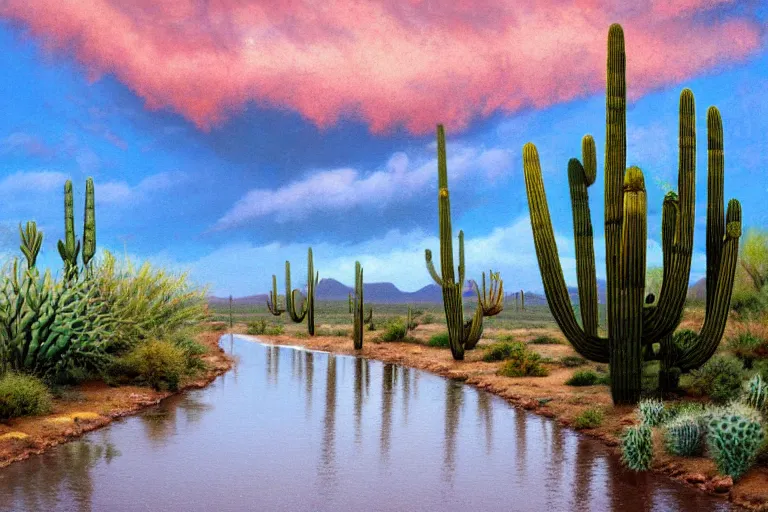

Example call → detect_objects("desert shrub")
638 398 667 427
561 355 587 368
420 313 435 325
483 342 519 362
529 335 562 345
247 320 267 335
621 425 653 471
123 340 187 391
573 408 603 429
687 355 746 404
496 343 549 378
209 322 226 331
705 403 766 481
728 328 768 369
664 414 704 456
428 332 450 348
0 373 52 420
566 370 600 386
381 321 407 342
730 287 768 317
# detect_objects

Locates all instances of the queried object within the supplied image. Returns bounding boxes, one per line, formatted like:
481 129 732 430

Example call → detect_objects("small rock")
707 476 733 494
684 473 707 484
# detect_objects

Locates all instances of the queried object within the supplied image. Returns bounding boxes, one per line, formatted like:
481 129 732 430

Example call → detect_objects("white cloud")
213 142 513 230
96 171 188 205
0 171 69 195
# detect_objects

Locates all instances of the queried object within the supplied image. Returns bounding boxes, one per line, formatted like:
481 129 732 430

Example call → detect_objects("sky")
0 1 765 297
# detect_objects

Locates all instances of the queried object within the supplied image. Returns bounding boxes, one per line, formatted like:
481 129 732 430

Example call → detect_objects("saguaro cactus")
82 178 96 269
352 261 364 349
57 180 80 279
425 125 504 360
522 24 741 404
266 274 285 316
283 248 318 336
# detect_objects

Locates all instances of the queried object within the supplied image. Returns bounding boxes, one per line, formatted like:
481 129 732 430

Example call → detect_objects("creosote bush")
496 342 548 378
573 408 603 429
728 326 768 369
381 321 407 342
122 340 188 391
483 342 520 362
529 335 562 345
428 332 450 348
686 356 746 404
565 370 608 387
0 373 52 420
561 355 587 368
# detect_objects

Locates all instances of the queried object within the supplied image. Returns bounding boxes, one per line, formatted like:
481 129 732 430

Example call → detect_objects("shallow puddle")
0 335 739 511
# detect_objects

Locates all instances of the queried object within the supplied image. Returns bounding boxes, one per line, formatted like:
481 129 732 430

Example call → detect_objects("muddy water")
0 335 739 511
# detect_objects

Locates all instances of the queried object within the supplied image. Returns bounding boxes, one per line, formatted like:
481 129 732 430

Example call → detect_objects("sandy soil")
238 323 768 512
0 328 233 468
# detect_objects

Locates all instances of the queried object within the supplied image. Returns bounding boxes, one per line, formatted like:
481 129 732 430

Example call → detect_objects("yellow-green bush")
0 372 52 419
123 340 187 391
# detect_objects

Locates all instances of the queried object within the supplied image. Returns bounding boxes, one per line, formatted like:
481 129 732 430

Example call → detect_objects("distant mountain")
207 294 268 306
688 278 706 301
568 279 607 304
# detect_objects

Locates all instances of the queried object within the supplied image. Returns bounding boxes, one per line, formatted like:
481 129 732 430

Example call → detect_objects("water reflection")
0 337 739 512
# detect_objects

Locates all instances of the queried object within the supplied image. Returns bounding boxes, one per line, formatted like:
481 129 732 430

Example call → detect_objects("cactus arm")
457 231 465 288
642 89 696 344
424 249 444 286
705 107 725 315
611 166 647 404
523 143 608 362
476 271 503 316
605 23 627 344
267 274 284 316
462 304 485 350
678 200 741 371
568 155 599 337
82 177 96 268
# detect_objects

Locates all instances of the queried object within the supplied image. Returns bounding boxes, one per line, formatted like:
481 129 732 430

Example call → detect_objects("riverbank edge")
242 331 768 512
0 329 233 469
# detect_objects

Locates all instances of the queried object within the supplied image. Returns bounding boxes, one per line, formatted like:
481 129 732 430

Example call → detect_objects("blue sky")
0 5 766 297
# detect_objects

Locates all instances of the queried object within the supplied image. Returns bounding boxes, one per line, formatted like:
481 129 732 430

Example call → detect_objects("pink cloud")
1 1 761 134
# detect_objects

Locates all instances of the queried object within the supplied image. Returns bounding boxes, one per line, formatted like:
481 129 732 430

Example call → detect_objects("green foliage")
381 321 407 342
0 372 52 420
496 342 549 377
560 355 587 367
730 288 768 316
566 370 601 386
665 401 706 421
738 228 768 292
573 408 603 429
728 329 768 368
705 403 766 481
664 414 704 456
420 313 435 325
743 373 768 411
428 332 450 348
621 425 654 471
637 398 667 427
529 335 562 345
483 342 520 362
123 340 187 391
247 320 267 335
687 356 746 404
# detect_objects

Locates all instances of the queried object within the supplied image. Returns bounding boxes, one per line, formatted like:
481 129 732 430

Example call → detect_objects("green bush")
123 340 187 391
496 342 549 378
428 332 450 348
0 373 52 420
247 320 267 335
483 342 519 362
561 355 587 368
566 370 599 386
687 355 746 404
529 335 562 345
621 425 653 471
728 330 768 369
381 321 407 342
573 408 603 429
420 313 435 325
730 288 768 317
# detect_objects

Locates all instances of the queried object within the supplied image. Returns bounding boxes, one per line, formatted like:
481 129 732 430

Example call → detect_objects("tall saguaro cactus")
57 180 80 279
425 125 504 360
266 274 284 316
522 24 741 404
282 248 319 336
352 261 364 349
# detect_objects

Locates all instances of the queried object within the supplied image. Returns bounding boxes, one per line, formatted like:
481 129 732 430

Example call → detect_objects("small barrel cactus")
621 424 654 471
706 403 766 481
664 414 703 456
638 398 666 427
743 374 768 412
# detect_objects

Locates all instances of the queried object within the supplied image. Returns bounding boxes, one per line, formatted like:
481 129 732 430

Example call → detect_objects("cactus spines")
425 125 504 360
706 403 765 481
664 414 703 457
19 222 43 269
621 424 653 472
82 177 96 268
57 180 80 279
352 261 364 349
637 398 666 427
267 274 284 316
744 374 768 411
521 24 742 404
